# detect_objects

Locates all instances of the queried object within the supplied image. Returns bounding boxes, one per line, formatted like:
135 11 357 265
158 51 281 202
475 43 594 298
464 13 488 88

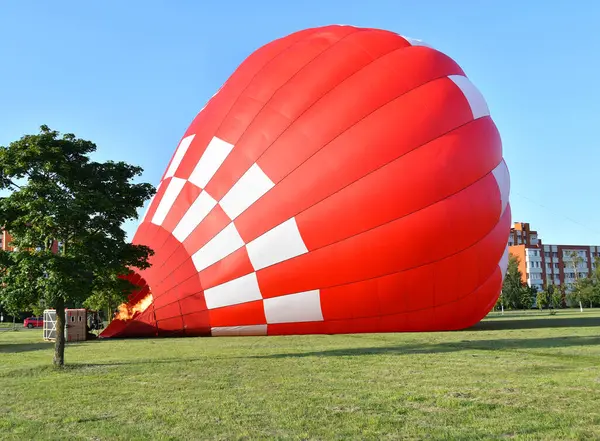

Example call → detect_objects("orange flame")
116 293 153 321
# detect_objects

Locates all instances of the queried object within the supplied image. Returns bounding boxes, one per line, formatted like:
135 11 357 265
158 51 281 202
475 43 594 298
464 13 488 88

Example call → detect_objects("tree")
564 250 585 311
501 253 533 309
521 284 536 310
501 253 522 309
494 290 504 312
0 126 154 367
554 284 567 309
568 278 592 311
563 251 600 311
544 281 562 310
568 259 600 310
536 289 548 311
564 250 583 282
83 275 137 323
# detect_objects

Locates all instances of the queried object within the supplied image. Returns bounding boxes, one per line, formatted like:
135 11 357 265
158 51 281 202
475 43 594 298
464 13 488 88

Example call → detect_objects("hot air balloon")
100 25 510 339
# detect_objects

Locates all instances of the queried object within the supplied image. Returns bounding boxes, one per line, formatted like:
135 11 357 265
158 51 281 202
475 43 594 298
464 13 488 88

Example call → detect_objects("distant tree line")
497 253 600 311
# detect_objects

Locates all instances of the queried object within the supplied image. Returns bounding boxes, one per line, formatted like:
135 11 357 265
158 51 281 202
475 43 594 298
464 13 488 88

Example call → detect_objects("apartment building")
1 230 13 251
508 222 600 291
1 230 59 253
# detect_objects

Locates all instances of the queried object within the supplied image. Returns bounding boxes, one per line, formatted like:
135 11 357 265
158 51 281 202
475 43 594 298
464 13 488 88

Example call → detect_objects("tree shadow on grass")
0 338 102 354
246 335 600 359
74 414 117 423
0 342 54 354
63 357 207 369
473 316 600 331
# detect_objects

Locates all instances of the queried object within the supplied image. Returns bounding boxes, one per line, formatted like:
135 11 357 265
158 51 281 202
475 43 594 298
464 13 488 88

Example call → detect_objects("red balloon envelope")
101 25 510 339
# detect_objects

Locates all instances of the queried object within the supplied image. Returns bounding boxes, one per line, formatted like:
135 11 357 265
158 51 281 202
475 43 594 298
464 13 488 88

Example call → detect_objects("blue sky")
1 1 599 245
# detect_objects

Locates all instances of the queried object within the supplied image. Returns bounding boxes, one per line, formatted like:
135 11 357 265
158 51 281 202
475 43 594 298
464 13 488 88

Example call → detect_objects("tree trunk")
579 301 583 313
53 297 66 368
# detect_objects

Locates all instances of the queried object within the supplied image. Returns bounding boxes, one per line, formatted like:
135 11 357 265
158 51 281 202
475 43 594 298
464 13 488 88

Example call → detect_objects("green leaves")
0 125 155 317
501 253 535 310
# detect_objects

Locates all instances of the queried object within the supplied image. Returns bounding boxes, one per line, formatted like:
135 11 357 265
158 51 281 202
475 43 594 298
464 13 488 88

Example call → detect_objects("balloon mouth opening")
100 271 153 338
114 292 154 322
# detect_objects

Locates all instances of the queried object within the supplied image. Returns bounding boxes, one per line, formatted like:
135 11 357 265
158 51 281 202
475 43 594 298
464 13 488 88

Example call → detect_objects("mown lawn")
1 310 599 440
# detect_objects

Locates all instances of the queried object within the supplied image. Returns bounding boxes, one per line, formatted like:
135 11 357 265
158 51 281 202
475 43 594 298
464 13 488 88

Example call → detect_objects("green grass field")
1 310 599 440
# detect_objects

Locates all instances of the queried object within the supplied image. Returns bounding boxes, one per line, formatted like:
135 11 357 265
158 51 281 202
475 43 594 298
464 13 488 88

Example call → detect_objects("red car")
23 317 43 328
